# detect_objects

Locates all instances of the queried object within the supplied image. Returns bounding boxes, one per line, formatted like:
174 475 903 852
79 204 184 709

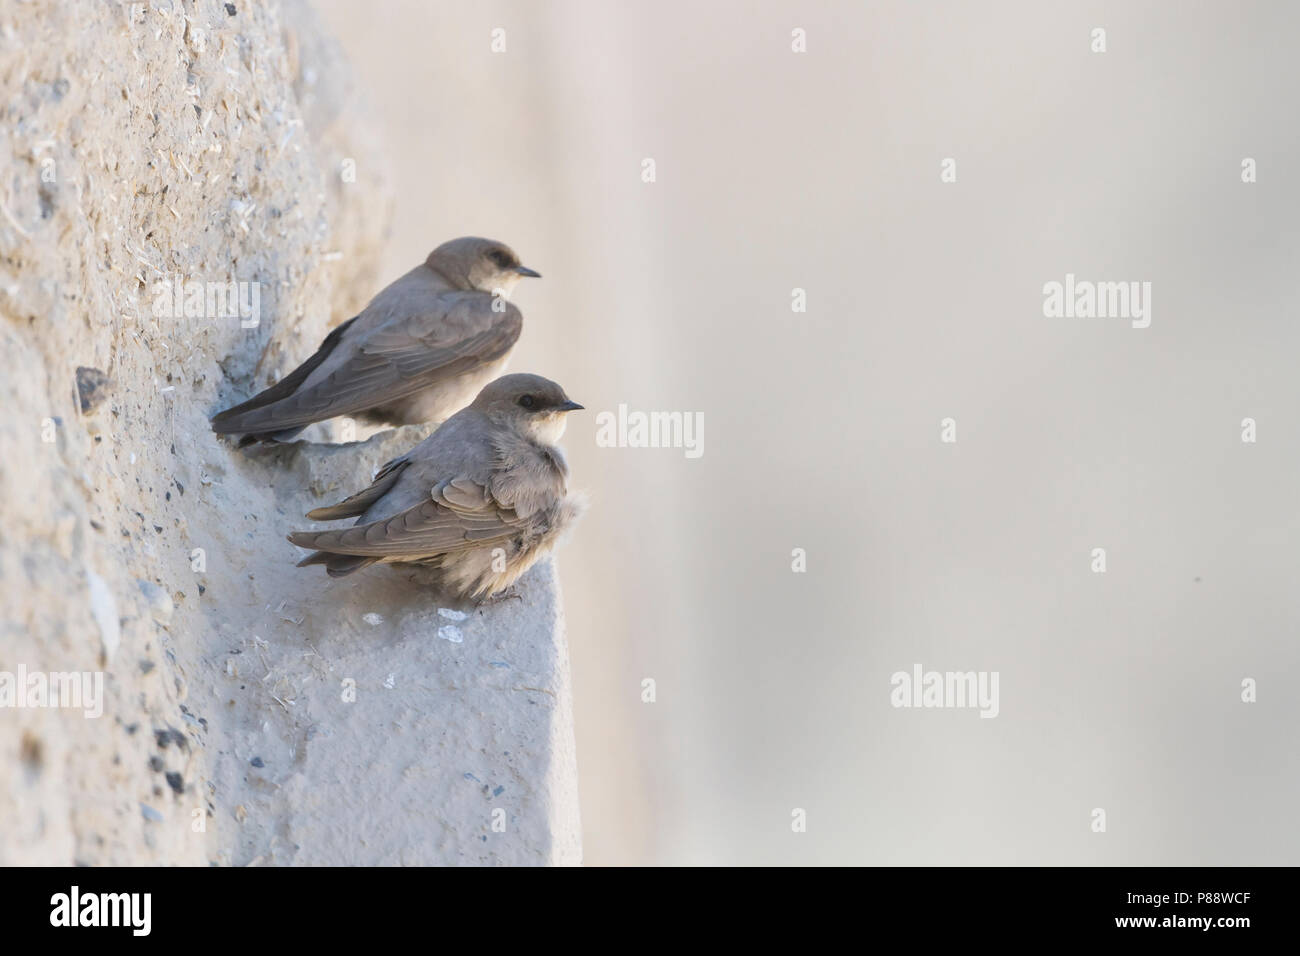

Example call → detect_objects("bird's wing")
210 315 358 431
304 457 412 521
289 476 528 558
217 295 522 433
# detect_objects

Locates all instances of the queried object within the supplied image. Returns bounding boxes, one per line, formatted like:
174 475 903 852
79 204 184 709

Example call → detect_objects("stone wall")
0 0 579 866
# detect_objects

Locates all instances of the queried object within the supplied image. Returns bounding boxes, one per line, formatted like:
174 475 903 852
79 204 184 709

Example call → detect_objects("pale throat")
482 272 521 296
528 412 567 446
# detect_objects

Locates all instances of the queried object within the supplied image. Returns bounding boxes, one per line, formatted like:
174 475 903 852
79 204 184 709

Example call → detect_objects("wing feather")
288 477 528 558
217 296 521 433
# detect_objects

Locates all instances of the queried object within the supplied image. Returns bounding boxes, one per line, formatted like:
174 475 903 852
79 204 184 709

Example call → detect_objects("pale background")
313 0 1300 865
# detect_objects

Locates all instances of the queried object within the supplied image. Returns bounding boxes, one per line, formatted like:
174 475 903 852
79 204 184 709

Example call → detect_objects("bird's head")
473 373 583 445
426 236 540 295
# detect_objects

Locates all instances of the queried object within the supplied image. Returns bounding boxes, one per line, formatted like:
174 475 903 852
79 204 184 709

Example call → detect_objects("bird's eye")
490 250 511 268
518 395 536 409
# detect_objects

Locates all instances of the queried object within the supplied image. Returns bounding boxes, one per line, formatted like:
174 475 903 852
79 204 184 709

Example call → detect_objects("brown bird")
211 236 540 444
289 373 586 601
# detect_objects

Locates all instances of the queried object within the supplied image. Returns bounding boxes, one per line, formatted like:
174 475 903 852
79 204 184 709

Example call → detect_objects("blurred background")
313 0 1300 865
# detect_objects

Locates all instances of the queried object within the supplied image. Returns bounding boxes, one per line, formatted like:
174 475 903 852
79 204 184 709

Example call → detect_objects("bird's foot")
480 585 524 607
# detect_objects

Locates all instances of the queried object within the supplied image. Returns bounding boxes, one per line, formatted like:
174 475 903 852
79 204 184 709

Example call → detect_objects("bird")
288 373 586 601
210 236 540 445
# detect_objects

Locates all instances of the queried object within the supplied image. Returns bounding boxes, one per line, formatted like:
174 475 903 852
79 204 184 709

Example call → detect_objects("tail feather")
212 402 304 438
295 550 379 577
232 425 306 447
210 315 358 436
305 458 410 520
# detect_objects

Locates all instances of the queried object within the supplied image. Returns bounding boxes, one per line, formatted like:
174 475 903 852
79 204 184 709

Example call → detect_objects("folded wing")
214 296 522 435
290 476 527 560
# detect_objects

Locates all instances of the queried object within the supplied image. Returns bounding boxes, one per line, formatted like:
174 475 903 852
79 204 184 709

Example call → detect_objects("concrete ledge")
197 432 582 866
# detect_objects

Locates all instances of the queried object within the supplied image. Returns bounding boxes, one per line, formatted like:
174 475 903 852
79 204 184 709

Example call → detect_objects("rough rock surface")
0 0 579 865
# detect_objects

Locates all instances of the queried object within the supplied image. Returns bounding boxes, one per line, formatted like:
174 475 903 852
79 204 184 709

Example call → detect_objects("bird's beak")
514 265 541 278
557 400 584 412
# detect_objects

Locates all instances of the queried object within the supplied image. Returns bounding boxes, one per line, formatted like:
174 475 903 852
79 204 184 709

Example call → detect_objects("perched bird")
289 373 586 601
211 236 540 444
